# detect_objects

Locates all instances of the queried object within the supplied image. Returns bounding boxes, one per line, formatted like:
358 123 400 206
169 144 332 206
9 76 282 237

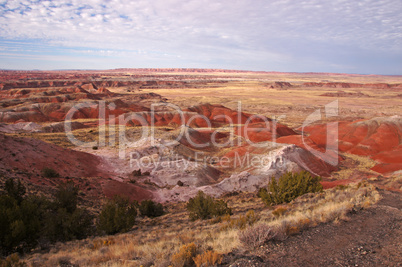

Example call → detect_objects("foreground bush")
259 171 323 205
186 191 232 220
238 223 276 248
0 253 26 267
44 181 93 242
139 200 164 218
0 190 44 255
171 243 197 267
97 195 137 235
44 206 93 242
193 250 223 267
41 167 59 178
4 179 25 204
220 210 258 231
54 181 79 213
0 179 92 256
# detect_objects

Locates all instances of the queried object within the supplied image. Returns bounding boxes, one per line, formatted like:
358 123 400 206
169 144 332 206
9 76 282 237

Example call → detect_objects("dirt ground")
227 189 401 266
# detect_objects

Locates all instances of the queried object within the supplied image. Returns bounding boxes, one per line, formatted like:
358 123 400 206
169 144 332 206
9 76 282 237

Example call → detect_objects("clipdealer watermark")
128 149 290 171
64 100 339 171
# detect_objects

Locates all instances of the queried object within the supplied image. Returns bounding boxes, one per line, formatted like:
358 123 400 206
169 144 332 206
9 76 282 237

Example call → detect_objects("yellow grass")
23 182 380 266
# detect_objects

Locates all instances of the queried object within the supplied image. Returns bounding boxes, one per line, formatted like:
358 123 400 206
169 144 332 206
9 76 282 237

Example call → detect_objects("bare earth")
228 189 402 267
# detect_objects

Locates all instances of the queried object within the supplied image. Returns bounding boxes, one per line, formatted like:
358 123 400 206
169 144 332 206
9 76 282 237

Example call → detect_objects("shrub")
238 223 276 248
0 178 93 255
220 210 258 231
193 250 223 267
171 243 197 267
0 180 49 255
91 237 115 250
272 206 288 217
139 200 164 218
44 181 92 242
41 167 59 178
97 195 137 235
259 171 323 206
55 181 78 213
4 179 25 204
44 206 93 242
0 253 26 267
186 191 232 220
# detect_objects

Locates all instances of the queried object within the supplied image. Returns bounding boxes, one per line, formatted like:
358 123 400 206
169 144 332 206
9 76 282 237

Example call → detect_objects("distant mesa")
320 90 371 98
265 81 292 89
303 82 401 89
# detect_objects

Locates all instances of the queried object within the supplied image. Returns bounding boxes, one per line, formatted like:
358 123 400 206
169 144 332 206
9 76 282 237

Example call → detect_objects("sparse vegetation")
54 181 78 213
12 182 381 266
272 206 288 217
41 167 59 178
0 179 44 255
259 171 323 206
219 210 258 230
139 200 164 218
186 191 232 220
43 181 93 243
259 182 381 238
0 253 26 267
193 249 223 267
238 223 277 248
0 179 92 256
171 243 197 267
97 195 138 235
4 178 25 204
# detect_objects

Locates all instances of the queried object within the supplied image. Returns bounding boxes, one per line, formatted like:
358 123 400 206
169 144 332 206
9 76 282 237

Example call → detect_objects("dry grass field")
23 182 380 267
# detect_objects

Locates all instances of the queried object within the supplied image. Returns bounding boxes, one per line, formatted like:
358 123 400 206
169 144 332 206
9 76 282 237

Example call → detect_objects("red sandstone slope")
119 104 297 141
0 134 154 202
0 133 106 178
301 116 402 174
0 96 154 123
236 122 297 143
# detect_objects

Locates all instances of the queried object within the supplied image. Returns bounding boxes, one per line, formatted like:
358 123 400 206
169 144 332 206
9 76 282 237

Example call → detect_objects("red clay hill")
300 116 402 175
0 133 154 202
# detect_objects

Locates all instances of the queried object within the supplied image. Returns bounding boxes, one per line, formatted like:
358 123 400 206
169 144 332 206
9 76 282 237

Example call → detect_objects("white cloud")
0 0 401 73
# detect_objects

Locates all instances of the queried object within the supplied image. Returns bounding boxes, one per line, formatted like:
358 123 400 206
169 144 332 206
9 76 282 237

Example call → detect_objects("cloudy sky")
0 0 401 74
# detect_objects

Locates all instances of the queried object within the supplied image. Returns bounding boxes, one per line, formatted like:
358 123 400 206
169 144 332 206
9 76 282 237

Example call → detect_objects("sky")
0 0 401 74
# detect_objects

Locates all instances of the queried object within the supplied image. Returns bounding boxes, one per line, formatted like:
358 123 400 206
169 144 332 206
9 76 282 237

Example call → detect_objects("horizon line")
0 68 401 77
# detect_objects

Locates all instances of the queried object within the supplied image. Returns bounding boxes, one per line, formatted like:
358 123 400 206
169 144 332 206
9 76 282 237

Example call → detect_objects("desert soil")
227 189 401 267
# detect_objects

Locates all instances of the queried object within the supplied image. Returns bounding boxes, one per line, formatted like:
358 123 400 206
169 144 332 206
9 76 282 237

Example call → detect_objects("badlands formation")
0 69 401 205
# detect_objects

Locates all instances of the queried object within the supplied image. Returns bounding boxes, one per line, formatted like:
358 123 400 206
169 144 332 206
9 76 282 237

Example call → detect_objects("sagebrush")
97 195 137 235
139 200 164 218
259 171 323 205
186 191 232 220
